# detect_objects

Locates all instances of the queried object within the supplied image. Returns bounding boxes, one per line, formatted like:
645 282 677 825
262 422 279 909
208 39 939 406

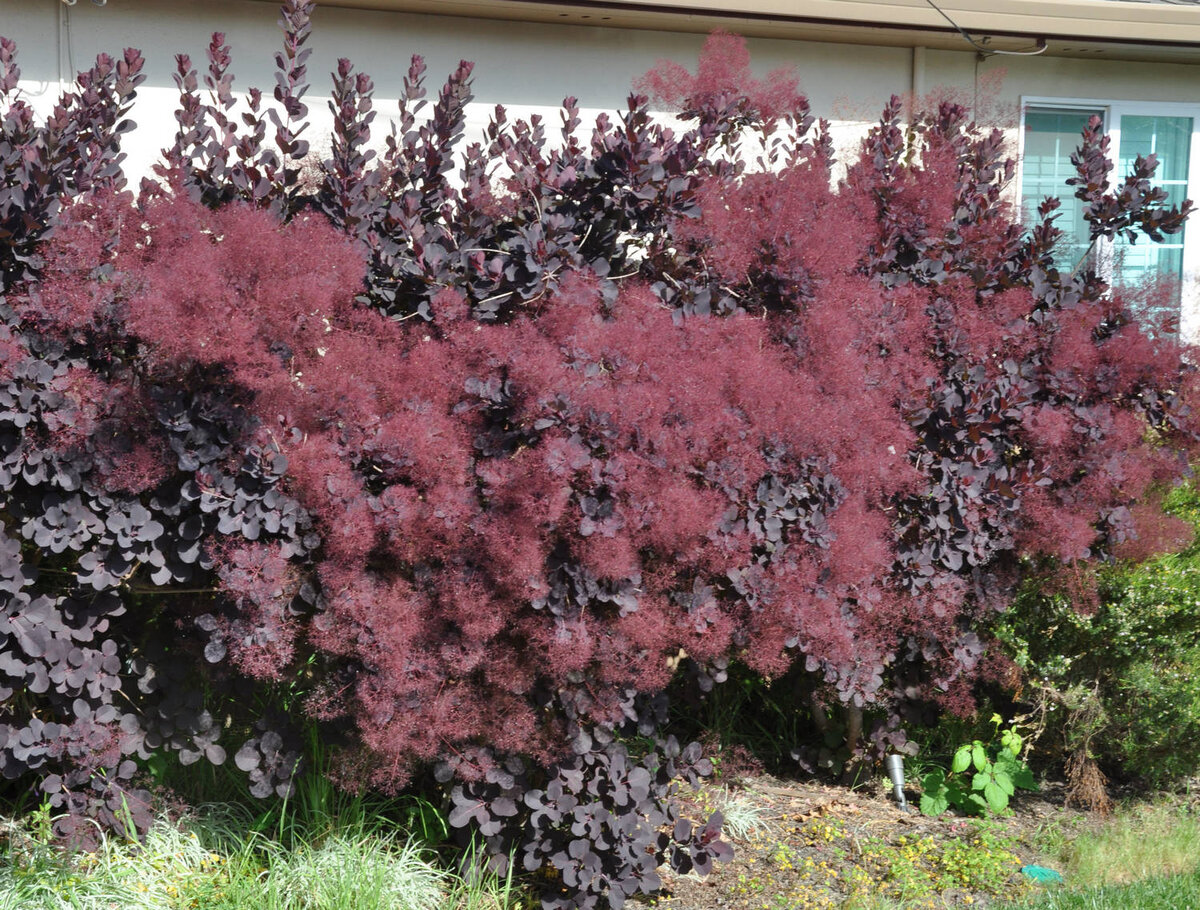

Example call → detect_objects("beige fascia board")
602 0 1200 45
265 0 1200 61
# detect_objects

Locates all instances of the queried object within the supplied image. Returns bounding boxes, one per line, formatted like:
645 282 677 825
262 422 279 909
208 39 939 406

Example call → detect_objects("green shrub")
995 482 1200 787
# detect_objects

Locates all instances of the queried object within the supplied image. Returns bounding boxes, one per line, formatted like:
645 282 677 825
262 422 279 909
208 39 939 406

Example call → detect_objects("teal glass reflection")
1020 108 1104 271
1114 115 1191 330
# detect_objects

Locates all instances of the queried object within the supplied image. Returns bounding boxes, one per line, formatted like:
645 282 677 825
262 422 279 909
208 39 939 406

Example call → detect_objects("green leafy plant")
992 481 1200 796
920 715 1038 817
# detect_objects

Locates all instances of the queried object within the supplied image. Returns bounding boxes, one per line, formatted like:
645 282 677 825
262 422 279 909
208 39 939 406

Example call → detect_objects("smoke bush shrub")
1 3 1197 904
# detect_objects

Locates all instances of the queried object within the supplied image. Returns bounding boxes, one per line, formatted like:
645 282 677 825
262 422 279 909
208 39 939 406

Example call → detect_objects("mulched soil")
632 774 1097 910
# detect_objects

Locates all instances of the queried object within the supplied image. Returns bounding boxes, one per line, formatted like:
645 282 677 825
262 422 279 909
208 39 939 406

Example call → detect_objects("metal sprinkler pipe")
885 754 909 811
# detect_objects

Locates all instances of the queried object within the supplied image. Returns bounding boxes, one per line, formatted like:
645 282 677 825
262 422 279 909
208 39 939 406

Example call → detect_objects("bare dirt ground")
633 774 1096 910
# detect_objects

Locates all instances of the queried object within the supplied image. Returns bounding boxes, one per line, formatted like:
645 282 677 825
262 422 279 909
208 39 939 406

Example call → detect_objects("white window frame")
1018 96 1200 341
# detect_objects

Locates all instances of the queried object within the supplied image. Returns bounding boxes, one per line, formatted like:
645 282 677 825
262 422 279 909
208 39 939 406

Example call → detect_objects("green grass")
0 805 526 910
0 729 526 910
997 800 1200 910
1048 800 1200 888
1004 868 1200 909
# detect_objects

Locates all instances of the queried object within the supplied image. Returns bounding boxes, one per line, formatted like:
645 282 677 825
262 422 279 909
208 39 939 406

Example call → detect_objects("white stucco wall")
3 0 1198 178
4 1 1200 177
0 0 918 182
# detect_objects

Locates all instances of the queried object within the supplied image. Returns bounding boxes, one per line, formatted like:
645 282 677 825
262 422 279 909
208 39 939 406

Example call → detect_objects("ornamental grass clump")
1 5 1197 907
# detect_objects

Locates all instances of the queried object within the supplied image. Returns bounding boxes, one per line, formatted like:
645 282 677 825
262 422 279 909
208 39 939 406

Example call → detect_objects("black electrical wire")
924 0 1048 56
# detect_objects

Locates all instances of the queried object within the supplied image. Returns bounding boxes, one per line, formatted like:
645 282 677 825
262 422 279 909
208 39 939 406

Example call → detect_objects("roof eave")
275 0 1200 63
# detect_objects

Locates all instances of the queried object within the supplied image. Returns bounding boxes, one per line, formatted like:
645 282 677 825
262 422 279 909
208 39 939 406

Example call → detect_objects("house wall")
4 0 1200 190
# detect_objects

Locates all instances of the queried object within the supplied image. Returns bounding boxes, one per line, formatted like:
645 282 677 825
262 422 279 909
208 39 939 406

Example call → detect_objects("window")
1020 99 1200 337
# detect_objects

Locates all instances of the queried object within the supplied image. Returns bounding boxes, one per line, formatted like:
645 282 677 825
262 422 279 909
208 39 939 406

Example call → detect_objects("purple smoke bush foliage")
1 3 1197 905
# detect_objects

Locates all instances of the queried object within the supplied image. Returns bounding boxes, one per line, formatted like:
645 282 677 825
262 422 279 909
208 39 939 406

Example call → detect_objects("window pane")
1021 107 1104 270
1114 115 1191 328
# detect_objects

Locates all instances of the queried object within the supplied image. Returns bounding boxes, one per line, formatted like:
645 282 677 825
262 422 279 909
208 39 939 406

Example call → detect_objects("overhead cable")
924 0 1048 56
